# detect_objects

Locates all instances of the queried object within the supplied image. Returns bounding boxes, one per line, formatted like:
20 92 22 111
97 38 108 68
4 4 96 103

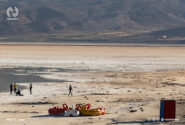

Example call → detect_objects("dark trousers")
68 91 72 96
14 88 16 93
30 88 32 94
10 89 12 94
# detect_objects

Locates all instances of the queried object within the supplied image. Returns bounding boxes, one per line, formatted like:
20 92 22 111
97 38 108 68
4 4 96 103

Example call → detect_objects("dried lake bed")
0 44 185 125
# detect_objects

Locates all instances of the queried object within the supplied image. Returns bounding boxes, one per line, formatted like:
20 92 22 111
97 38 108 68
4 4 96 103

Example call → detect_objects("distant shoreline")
0 42 185 47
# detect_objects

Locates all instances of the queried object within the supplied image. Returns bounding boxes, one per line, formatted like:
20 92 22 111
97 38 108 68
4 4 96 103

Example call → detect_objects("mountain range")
0 0 185 43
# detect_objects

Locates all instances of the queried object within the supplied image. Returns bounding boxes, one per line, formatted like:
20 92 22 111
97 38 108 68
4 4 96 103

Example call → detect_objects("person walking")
13 83 17 94
9 83 13 94
68 85 73 96
30 83 32 94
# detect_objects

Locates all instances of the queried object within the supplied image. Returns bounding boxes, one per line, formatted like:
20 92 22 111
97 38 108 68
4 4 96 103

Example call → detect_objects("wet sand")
0 44 185 125
0 67 68 92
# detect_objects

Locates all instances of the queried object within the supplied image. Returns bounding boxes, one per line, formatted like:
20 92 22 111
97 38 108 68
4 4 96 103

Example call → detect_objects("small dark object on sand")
140 107 144 112
13 101 57 105
130 110 137 113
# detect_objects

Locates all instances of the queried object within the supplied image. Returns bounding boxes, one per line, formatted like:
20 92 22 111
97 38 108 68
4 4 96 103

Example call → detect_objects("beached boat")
49 103 105 116
48 106 65 116
76 104 106 116
48 104 70 116
80 108 101 116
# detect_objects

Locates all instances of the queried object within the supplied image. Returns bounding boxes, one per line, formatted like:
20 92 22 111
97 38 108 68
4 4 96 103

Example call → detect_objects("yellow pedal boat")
77 104 101 116
80 109 101 116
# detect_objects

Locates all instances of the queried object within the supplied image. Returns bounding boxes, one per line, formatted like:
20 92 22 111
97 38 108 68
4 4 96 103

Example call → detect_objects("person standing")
14 83 17 94
68 85 73 96
30 83 32 94
9 83 13 94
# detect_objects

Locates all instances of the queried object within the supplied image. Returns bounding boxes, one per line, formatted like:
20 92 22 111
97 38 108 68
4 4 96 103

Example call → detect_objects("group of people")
9 83 17 95
9 83 32 96
9 83 72 96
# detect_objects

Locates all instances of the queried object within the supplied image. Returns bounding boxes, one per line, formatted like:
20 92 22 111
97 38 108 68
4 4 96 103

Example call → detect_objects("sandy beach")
0 44 185 125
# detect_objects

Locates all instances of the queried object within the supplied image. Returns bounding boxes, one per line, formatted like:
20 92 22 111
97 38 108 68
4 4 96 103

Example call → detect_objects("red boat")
48 104 70 116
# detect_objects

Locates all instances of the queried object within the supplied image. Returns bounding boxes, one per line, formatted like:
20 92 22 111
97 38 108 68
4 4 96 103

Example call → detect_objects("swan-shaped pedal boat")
76 104 106 116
